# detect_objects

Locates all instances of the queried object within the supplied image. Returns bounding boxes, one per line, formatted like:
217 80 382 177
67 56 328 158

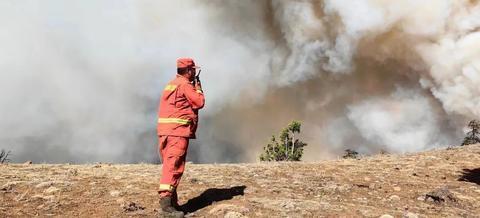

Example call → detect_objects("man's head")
176 58 200 81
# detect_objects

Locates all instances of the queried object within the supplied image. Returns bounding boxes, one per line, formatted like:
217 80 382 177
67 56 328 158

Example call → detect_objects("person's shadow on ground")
180 185 246 213
458 168 480 185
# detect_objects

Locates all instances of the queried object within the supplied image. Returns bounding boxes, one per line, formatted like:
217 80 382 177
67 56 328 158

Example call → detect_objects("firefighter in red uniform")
157 58 205 216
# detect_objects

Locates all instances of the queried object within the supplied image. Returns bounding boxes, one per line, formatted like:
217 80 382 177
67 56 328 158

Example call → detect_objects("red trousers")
158 135 189 198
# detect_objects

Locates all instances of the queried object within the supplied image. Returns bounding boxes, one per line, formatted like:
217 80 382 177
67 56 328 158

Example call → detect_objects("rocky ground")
1 144 480 217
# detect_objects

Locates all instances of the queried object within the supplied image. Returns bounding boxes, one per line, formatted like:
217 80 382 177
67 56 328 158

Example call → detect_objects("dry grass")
1 144 480 217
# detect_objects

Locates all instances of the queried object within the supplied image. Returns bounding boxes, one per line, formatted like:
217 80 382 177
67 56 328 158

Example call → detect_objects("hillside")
1 144 480 217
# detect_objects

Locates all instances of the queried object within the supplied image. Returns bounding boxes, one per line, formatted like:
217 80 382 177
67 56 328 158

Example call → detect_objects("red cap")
177 58 200 69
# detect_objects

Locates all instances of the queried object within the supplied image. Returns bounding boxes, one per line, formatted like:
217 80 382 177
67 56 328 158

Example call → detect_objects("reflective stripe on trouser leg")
158 184 174 192
158 136 189 195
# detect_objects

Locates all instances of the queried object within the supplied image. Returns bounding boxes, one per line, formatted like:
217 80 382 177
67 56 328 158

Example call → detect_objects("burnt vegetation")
260 121 307 161
342 149 359 159
0 149 11 164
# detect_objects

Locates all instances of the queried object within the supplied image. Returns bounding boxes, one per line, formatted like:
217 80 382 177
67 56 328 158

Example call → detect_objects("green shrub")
462 120 480 146
260 121 307 161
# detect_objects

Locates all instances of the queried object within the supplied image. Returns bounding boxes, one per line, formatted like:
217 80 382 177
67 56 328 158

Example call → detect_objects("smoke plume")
0 0 478 163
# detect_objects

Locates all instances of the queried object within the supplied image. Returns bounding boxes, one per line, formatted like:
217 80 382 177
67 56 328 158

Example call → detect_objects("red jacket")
157 75 205 138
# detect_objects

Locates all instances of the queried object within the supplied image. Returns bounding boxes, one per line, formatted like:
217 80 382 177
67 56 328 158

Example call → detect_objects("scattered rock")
36 182 54 189
404 212 419 218
209 204 249 215
23 161 32 165
14 189 30 202
43 195 56 202
281 201 295 210
388 195 400 201
425 187 457 204
393 187 401 192
33 194 56 202
1 181 22 192
122 202 145 212
32 194 45 200
44 187 60 194
67 169 78 176
209 204 235 214
224 211 246 218
355 197 368 204
110 190 121 197
359 209 373 217
185 212 196 218
354 184 370 188
250 198 321 212
338 184 352 192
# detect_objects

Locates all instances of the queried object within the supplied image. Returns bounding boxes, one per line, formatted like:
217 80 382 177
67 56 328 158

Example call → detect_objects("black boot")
172 190 180 209
158 196 184 218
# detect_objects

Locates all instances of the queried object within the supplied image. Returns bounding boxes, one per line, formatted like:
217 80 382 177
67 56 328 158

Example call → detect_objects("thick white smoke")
0 1 272 163
0 0 478 163
348 88 444 153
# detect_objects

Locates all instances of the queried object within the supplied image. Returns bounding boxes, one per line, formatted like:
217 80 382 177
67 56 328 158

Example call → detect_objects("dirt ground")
1 144 480 217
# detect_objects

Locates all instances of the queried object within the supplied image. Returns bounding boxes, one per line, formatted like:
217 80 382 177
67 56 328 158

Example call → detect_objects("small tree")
260 121 307 161
0 149 11 164
462 120 480 146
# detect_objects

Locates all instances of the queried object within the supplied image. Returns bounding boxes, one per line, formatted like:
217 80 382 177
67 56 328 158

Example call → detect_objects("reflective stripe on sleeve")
158 118 191 125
